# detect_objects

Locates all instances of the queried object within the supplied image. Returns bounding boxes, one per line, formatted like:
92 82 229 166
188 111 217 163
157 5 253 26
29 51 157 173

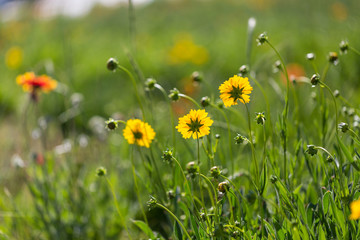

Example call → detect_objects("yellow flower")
123 119 156 148
349 199 360 220
5 46 23 69
219 75 253 107
176 109 213 139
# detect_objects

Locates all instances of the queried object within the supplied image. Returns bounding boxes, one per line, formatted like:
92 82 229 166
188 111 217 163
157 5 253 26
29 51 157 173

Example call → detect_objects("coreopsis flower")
123 119 156 148
176 109 213 139
16 72 57 93
219 75 253 107
350 199 360 220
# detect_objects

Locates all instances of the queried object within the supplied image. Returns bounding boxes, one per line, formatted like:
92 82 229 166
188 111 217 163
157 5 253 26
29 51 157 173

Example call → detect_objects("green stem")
243 101 259 189
128 0 136 53
105 177 132 240
155 83 176 151
320 81 339 135
210 103 234 176
155 203 192 239
266 40 290 182
179 93 201 108
199 173 219 224
130 147 148 225
350 46 360 56
117 65 146 120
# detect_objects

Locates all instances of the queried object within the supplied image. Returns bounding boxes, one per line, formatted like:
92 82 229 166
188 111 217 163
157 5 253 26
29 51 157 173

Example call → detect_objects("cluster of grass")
1 0 360 239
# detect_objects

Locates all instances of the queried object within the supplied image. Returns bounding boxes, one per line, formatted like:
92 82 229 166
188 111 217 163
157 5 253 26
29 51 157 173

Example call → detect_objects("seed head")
186 161 199 176
169 88 180 102
105 118 118 131
338 122 349 133
306 145 318 156
339 40 349 54
270 175 278 184
328 52 339 65
147 196 157 210
96 167 107 177
106 58 118 71
145 78 157 91
234 133 248 144
210 166 221 178
201 96 210 107
218 181 230 193
273 60 282 73
255 112 266 125
310 74 320 86
215 134 221 139
334 90 340 98
257 32 268 46
306 53 315 61
162 148 174 164
238 65 249 76
191 71 203 83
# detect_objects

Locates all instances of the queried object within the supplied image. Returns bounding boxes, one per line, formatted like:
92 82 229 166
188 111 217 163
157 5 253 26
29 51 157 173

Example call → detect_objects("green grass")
1 0 360 239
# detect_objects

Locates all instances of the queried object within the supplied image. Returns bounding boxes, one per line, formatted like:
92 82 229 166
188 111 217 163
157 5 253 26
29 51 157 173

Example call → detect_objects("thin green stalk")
155 83 176 150
350 46 360 56
320 81 339 135
210 103 234 176
130 147 148 225
349 128 360 142
105 177 132 240
243 101 259 189
179 93 201 108
149 146 167 199
265 40 290 182
199 173 219 224
155 203 192 239
117 65 146 120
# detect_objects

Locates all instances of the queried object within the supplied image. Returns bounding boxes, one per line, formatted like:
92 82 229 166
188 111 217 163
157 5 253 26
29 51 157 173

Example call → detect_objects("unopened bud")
218 181 230 193
306 53 315 61
328 52 339 65
107 58 118 71
257 32 268 46
201 96 210 107
169 88 180 101
310 74 320 86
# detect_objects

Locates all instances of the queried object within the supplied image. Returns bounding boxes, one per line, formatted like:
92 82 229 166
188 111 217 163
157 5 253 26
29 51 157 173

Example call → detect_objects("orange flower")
16 72 57 93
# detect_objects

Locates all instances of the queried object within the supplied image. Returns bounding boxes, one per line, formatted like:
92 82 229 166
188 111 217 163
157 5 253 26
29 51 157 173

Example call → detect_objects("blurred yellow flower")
176 109 213 139
349 199 360 220
5 46 23 69
219 75 253 107
123 119 156 148
331 2 348 21
16 72 57 93
168 34 209 65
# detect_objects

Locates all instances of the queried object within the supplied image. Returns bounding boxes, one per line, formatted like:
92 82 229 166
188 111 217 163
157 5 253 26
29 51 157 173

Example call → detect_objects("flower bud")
238 65 249 76
255 112 266 125
147 196 157 210
215 134 221 139
273 60 282 73
167 190 175 200
191 71 203 83
257 32 268 46
270 175 278 184
96 166 107 177
310 74 320 86
216 99 224 109
234 133 248 144
333 90 340 98
145 78 157 91
339 40 349 54
107 58 118 71
169 88 180 102
210 166 221 178
328 52 339 65
338 122 349 133
162 149 174 164
201 96 210 107
105 118 118 131
218 181 230 193
306 145 318 156
186 161 199 175
306 53 315 61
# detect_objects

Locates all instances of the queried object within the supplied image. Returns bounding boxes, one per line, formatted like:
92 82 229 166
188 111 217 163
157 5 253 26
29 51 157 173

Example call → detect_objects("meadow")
1 0 360 239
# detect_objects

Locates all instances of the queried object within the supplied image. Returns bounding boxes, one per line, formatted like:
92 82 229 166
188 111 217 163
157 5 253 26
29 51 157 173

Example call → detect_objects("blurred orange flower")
16 72 57 93
282 63 305 85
